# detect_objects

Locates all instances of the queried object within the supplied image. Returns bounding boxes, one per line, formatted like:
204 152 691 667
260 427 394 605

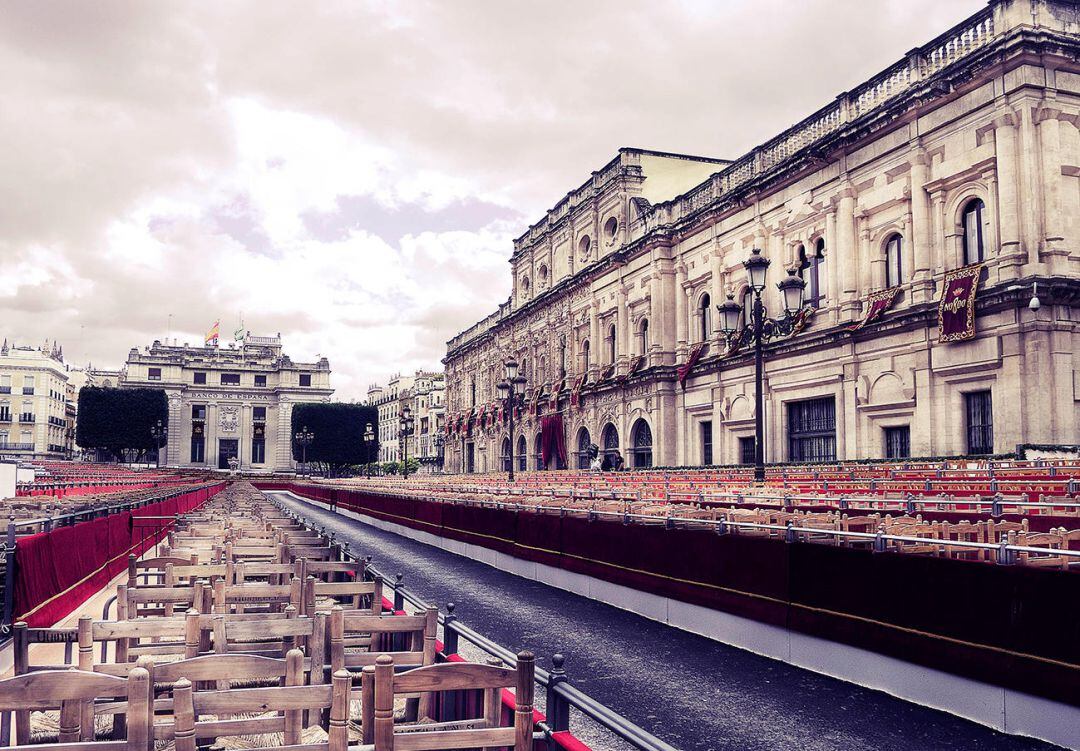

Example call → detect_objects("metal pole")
403 430 409 480
753 291 766 484
508 395 515 482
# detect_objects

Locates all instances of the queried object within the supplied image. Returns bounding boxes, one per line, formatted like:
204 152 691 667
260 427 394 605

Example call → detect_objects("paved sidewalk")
269 491 1062 751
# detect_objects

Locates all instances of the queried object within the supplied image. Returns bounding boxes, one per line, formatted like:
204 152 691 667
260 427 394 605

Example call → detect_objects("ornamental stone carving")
219 405 240 434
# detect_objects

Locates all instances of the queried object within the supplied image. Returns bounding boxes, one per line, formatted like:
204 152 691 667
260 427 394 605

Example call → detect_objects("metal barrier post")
443 602 459 655
546 653 571 733
393 574 404 611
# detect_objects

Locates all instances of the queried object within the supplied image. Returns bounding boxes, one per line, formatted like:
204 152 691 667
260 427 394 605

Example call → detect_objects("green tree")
76 387 168 462
291 402 379 473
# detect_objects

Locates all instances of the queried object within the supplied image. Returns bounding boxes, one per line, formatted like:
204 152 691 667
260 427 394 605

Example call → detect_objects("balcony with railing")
0 442 34 451
0 386 10 394
21 387 34 395
19 413 35 423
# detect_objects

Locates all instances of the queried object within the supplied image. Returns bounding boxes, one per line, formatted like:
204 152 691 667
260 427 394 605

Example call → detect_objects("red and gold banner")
677 342 707 388
938 264 983 343
850 287 900 331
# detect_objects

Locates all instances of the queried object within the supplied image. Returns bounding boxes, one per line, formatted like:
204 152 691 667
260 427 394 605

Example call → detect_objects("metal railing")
273 496 681 751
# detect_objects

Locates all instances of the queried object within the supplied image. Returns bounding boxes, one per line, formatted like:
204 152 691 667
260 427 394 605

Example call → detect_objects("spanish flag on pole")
205 320 220 347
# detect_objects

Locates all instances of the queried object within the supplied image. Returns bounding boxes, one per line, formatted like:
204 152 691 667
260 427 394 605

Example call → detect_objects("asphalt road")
267 491 1062 751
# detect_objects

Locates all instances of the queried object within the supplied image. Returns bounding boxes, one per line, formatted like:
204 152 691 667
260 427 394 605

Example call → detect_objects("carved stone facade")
122 334 332 472
445 0 1080 472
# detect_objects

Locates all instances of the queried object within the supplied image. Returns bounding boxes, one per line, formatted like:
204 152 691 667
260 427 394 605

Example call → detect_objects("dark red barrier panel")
13 482 226 627
264 483 1080 708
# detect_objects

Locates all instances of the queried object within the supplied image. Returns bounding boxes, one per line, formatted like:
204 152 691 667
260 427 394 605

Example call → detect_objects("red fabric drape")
540 414 566 468
13 482 225 627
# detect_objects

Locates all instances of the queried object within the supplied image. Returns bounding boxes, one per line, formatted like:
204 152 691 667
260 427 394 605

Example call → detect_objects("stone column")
166 393 182 468
674 264 688 359
659 259 676 365
617 284 629 372
710 246 725 350
825 210 838 321
649 272 662 366
993 110 1024 278
1036 106 1065 270
588 300 600 379
909 149 934 302
205 403 218 469
274 397 294 472
836 186 859 319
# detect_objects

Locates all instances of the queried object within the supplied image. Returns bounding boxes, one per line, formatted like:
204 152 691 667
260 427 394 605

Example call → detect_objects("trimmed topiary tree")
76 387 168 462
291 402 379 474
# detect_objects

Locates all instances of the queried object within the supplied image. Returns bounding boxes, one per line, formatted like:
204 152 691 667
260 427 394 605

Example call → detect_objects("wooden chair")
127 554 195 588
211 578 303 614
210 612 326 679
0 668 150 750
167 652 351 751
116 583 203 620
308 579 384 613
368 652 534 751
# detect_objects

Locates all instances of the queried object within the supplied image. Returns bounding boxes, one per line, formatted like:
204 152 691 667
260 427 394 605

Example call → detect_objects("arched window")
501 437 511 472
538 356 547 384
578 235 591 261
601 423 619 465
538 264 549 288
607 324 616 364
962 198 986 265
798 240 826 309
516 435 527 471
604 216 619 243
581 339 590 373
521 276 530 297
639 319 649 356
577 427 592 469
699 293 711 341
630 419 653 468
534 433 544 470
885 234 903 288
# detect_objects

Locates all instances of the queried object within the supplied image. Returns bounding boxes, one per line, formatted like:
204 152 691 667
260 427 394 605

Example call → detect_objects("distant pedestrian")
612 451 624 471
601 454 613 472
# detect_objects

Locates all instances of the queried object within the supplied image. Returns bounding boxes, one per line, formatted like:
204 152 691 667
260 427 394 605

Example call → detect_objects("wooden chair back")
0 667 150 750
369 652 535 751
167 652 350 751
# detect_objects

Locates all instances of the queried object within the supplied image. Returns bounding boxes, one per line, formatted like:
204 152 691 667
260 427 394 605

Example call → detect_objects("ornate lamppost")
363 422 375 477
400 406 414 479
434 433 445 474
496 357 528 482
717 248 806 484
294 425 314 478
150 419 168 468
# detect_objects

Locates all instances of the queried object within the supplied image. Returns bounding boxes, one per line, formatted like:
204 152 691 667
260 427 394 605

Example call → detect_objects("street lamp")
150 419 168 469
363 422 375 477
294 425 314 478
434 433 445 474
399 406 414 479
718 248 806 484
496 357 528 482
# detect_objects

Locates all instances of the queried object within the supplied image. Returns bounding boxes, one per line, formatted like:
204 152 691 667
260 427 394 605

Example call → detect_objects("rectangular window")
148 367 162 381
965 391 993 454
787 397 837 463
700 421 713 465
884 426 910 459
739 436 756 465
251 439 265 464
254 375 267 387
193 372 207 385
192 404 206 420
190 437 205 463
221 373 241 385
253 406 266 421
299 373 312 387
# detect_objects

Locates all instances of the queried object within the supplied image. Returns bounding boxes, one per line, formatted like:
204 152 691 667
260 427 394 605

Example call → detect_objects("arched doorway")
501 437 511 472
576 427 592 469
601 423 619 468
630 419 653 468
516 435 527 471
534 433 544 470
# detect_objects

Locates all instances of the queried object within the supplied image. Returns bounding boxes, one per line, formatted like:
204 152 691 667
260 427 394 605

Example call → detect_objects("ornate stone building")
122 334 332 472
444 0 1080 473
0 341 71 460
367 370 446 470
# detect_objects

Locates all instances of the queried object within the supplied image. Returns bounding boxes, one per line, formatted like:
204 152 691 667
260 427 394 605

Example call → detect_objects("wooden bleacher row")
1 481 536 751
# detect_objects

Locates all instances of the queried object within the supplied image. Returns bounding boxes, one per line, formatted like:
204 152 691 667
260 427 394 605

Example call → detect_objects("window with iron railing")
965 391 993 454
788 397 837 462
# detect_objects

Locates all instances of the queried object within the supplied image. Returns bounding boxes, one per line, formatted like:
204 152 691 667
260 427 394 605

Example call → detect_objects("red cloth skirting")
13 482 226 627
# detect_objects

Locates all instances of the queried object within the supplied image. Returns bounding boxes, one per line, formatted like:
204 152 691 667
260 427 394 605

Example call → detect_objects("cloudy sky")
1 0 980 400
